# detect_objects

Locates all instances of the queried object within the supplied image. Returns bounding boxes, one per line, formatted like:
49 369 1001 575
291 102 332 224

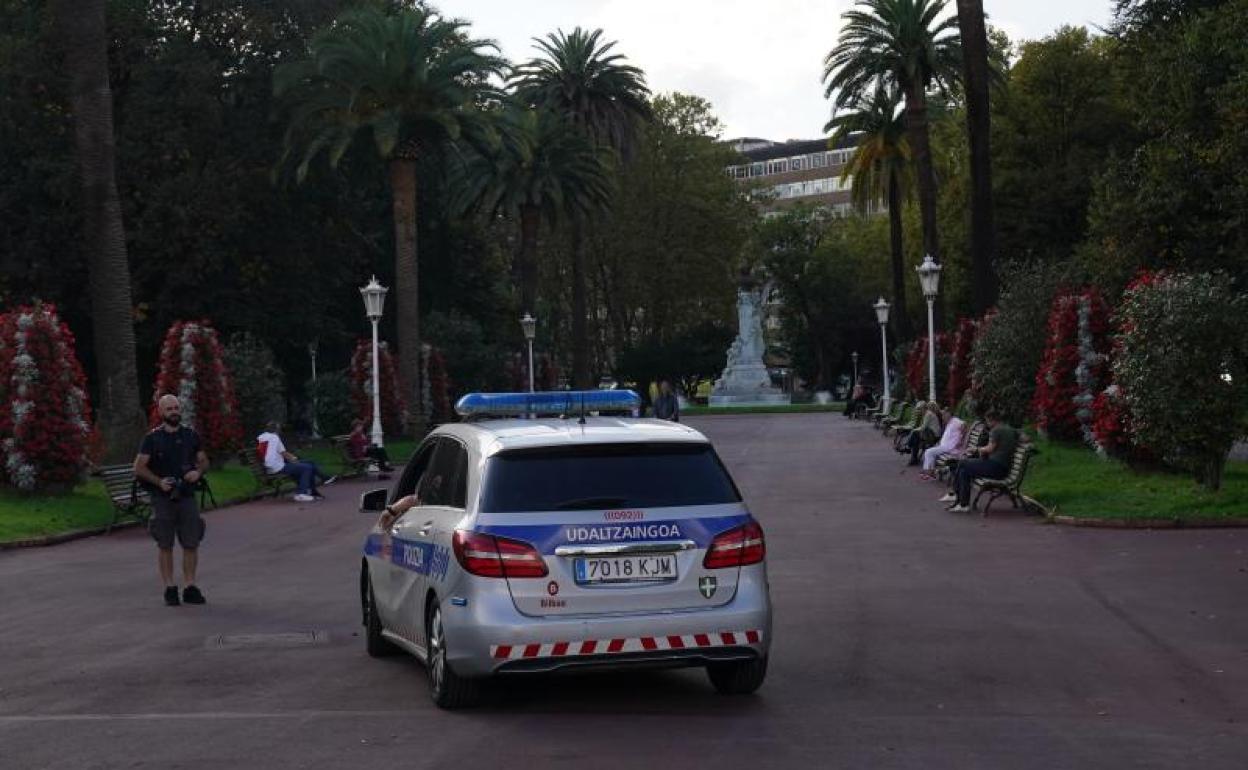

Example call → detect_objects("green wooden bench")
879 402 911 432
886 402 923 438
329 434 371 477
99 464 151 534
238 448 295 498
973 441 1039 514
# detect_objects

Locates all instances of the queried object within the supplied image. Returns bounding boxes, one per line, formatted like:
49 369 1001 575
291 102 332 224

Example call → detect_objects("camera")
163 476 192 501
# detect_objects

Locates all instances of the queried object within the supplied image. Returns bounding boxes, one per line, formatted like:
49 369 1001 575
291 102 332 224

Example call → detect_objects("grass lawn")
1023 436 1248 520
684 403 846 416
0 438 421 544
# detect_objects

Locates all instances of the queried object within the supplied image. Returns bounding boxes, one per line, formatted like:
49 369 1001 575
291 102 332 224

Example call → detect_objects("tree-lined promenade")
1 0 1246 518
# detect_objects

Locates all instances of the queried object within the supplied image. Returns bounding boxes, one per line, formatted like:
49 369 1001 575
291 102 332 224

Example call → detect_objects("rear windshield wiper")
552 496 629 510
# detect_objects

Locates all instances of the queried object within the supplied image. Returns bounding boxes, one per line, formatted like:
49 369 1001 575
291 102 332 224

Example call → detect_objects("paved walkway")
1 414 1245 769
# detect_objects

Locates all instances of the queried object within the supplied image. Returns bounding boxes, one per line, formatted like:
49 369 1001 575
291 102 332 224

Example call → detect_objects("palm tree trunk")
56 0 146 463
518 204 540 315
903 84 941 264
390 157 423 436
887 169 913 343
957 0 997 314
570 217 590 389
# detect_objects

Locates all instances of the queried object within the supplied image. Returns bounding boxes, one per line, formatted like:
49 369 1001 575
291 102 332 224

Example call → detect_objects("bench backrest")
98 464 147 504
1000 442 1035 487
239 449 269 480
961 420 986 452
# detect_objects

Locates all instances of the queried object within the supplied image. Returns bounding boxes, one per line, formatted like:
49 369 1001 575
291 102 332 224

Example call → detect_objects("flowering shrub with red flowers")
945 317 977 407
0 302 96 492
150 321 243 459
349 339 407 435
968 309 997 406
904 333 949 401
1032 292 1080 438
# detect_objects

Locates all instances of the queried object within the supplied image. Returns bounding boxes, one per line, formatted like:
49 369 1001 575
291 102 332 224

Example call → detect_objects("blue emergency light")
454 390 641 419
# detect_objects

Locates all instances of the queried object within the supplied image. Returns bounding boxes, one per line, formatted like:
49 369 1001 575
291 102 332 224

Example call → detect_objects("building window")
751 162 765 177
811 153 826 168
791 157 805 171
735 166 747 179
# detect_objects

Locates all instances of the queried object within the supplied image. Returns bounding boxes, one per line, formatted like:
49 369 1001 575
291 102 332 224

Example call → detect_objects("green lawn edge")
0 438 420 544
1021 435 1248 522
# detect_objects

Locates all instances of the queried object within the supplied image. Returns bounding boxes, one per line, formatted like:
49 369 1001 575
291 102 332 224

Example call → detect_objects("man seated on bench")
257 421 335 503
944 409 1018 513
918 406 964 480
347 418 394 472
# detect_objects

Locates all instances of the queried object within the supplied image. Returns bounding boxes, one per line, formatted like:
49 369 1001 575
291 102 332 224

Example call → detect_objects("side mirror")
359 488 388 514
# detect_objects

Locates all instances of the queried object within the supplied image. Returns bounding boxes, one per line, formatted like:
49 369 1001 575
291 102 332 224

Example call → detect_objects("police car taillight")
452 530 549 578
702 521 766 569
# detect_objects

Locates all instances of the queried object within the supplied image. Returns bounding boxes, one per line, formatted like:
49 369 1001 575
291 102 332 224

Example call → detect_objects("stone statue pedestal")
710 284 790 407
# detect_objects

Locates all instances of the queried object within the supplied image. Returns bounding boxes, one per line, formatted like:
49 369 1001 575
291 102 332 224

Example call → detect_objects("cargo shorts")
148 493 205 550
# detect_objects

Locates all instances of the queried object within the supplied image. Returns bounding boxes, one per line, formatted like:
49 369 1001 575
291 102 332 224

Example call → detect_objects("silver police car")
358 390 771 708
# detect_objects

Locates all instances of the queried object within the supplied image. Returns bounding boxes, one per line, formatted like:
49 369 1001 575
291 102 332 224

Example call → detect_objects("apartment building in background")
724 135 863 216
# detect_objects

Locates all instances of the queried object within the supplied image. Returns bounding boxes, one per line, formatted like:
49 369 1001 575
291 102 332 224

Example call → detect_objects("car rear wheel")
707 656 768 695
363 573 397 658
425 602 481 709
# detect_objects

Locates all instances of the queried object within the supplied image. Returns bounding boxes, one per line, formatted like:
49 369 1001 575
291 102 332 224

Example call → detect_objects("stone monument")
710 273 790 406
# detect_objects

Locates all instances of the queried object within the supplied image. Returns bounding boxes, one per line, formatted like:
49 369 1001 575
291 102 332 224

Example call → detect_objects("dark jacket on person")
653 392 680 422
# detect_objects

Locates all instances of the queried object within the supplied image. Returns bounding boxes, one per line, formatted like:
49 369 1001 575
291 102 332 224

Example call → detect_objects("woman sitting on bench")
918 407 964 480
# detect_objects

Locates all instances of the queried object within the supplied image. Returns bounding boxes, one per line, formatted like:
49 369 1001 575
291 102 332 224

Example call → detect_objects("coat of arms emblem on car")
698 576 717 599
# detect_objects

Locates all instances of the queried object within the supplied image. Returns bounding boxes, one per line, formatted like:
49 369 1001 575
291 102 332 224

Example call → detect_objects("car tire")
363 573 397 658
707 656 768 695
425 601 481 709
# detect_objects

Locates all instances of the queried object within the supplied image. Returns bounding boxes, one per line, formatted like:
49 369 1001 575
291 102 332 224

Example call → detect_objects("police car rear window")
480 443 742 513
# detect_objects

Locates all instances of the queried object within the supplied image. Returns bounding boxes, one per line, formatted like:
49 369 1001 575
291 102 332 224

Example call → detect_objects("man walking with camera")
134 394 209 606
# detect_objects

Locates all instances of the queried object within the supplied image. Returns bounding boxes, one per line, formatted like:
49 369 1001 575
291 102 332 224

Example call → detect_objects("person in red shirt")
348 418 393 472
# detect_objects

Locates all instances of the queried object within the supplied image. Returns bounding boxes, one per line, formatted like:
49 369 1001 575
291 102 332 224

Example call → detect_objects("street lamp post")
916 254 943 404
851 351 859 389
520 313 537 393
308 341 320 439
873 297 891 413
359 276 389 448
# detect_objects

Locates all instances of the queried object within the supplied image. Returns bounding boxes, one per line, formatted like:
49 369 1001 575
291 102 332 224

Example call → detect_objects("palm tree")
956 0 996 313
448 105 614 318
274 6 505 433
512 28 652 388
54 0 147 461
826 82 914 343
823 0 961 273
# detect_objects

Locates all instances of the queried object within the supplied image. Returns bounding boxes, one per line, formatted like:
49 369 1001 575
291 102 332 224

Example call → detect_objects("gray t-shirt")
988 425 1019 466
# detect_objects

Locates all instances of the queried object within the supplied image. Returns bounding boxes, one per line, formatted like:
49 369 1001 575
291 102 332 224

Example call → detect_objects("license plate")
573 554 678 584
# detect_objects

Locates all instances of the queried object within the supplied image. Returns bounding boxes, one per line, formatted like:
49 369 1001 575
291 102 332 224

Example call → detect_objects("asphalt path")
2 414 1246 769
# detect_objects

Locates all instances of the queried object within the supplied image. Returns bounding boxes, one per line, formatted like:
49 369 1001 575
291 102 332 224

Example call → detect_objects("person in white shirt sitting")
919 407 965 481
256 421 335 502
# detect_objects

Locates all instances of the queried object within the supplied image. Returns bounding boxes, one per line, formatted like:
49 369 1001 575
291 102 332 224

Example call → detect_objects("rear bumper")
442 565 771 677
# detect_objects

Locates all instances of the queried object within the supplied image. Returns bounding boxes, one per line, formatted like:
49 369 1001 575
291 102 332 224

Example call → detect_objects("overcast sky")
436 0 1115 140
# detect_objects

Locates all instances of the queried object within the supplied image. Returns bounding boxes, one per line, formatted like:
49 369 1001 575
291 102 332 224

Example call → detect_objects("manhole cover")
206 631 328 649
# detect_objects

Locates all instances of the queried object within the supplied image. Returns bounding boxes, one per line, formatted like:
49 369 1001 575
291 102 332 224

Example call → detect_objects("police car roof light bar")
454 390 641 419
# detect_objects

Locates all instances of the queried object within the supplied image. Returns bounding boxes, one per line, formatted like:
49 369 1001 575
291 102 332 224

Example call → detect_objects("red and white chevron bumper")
490 630 763 661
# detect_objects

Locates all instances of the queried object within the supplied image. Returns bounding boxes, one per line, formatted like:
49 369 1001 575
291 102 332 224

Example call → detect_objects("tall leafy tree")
449 105 613 318
512 27 652 387
826 82 914 342
823 0 961 280
274 6 505 432
955 0 996 313
53 0 145 461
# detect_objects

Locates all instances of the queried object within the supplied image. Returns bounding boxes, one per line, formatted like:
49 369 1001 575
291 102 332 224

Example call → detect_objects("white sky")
436 0 1115 140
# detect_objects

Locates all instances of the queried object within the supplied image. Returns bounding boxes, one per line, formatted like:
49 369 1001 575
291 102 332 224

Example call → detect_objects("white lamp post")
916 254 942 404
360 276 388 448
308 341 320 439
520 313 537 393
851 350 859 388
873 297 891 413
